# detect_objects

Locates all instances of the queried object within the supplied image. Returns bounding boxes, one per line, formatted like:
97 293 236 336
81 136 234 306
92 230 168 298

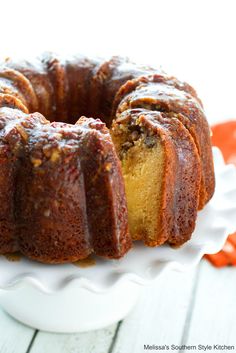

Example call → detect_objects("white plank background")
1 260 236 353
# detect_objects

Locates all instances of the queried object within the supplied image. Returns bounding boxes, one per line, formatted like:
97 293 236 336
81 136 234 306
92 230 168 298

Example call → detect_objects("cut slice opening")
111 116 165 246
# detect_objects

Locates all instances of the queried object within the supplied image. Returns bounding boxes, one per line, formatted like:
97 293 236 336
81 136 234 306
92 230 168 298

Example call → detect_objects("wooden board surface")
0 260 236 353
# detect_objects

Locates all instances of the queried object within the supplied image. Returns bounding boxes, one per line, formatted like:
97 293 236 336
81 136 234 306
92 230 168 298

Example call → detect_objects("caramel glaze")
113 75 215 209
113 109 201 247
4 252 21 262
88 56 161 126
73 255 96 268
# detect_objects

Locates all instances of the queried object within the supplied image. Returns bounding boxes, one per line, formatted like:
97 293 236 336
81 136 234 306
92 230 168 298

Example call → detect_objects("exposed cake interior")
111 115 164 246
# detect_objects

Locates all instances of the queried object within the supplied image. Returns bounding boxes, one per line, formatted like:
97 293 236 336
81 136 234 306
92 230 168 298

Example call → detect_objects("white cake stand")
0 147 235 333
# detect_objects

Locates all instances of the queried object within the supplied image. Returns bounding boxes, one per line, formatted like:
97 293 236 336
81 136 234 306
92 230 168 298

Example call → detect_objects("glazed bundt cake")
0 53 215 263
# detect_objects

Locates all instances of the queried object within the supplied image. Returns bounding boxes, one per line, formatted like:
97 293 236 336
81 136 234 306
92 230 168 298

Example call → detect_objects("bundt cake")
0 52 215 263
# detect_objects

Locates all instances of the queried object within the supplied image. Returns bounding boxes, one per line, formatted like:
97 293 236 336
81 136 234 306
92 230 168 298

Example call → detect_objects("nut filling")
120 122 157 159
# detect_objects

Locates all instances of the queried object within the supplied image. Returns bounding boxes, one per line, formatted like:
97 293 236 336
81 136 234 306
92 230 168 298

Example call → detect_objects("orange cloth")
205 120 236 267
211 120 236 164
205 233 236 267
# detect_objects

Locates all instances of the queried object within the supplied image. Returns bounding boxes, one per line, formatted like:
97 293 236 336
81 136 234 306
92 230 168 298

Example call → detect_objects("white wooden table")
0 259 236 353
